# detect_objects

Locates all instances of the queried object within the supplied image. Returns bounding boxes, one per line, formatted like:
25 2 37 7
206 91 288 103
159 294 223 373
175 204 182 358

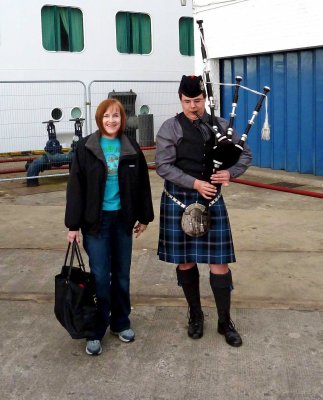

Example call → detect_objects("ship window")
71 107 82 119
41 6 84 52
51 108 63 120
179 17 194 56
116 12 152 54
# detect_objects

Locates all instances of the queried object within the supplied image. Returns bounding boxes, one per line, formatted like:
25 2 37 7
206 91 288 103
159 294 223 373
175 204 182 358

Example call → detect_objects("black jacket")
65 131 154 235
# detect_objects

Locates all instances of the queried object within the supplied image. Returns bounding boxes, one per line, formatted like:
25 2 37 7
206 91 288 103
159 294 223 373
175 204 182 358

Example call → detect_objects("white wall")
0 0 194 84
193 0 322 59
192 0 322 115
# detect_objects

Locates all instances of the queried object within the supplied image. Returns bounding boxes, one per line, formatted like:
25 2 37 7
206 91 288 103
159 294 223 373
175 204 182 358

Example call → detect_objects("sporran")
181 203 210 237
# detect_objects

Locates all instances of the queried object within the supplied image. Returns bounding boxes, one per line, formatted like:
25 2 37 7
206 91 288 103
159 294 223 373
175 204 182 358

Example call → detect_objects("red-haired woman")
65 99 154 355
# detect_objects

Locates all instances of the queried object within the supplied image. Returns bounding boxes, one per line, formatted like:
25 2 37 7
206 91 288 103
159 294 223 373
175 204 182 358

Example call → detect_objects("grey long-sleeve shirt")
155 113 252 189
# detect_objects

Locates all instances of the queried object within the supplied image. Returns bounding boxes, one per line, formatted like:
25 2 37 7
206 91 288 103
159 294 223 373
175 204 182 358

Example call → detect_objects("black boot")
210 270 242 347
176 265 204 339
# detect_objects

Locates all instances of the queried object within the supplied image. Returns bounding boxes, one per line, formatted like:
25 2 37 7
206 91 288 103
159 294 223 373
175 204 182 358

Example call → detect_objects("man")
155 75 252 347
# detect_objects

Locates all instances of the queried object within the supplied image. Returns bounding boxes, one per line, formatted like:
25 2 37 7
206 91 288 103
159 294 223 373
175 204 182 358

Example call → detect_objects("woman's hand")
67 230 81 244
193 179 217 199
210 170 231 187
134 223 147 238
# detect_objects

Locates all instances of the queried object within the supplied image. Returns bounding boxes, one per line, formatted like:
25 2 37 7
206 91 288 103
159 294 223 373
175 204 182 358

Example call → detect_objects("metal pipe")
148 164 323 198
0 166 68 174
0 157 37 163
231 178 323 199
2 162 322 199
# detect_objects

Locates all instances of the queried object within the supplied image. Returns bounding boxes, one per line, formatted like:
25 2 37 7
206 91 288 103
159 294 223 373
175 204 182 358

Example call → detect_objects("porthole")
139 105 150 115
51 108 63 121
71 107 82 119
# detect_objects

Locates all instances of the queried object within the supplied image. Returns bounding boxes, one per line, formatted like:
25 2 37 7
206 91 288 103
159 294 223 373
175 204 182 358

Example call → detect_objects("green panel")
179 17 194 56
116 12 151 54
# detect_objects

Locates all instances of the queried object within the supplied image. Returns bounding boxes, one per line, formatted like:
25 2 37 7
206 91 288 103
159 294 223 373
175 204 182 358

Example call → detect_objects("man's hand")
210 170 231 187
193 179 217 199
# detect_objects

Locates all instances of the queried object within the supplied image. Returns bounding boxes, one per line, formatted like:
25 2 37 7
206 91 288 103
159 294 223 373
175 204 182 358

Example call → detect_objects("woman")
65 99 154 355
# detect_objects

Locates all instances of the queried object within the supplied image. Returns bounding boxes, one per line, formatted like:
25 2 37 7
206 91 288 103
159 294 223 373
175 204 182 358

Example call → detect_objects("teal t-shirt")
100 136 121 211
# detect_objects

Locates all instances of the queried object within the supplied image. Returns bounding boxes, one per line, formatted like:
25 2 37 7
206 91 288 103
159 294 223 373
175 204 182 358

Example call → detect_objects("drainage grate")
271 181 304 188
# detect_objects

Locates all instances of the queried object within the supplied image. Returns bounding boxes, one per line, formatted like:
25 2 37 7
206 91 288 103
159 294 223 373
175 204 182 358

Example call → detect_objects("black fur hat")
178 75 206 98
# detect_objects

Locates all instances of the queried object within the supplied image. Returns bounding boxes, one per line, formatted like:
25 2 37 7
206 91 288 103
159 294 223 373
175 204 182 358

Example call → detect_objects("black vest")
175 112 215 181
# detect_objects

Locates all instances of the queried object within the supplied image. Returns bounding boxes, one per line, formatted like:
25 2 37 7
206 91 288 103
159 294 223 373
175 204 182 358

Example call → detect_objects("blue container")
220 48 323 176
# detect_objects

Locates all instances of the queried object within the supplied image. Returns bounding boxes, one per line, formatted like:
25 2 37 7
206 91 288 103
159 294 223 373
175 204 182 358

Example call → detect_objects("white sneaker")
85 340 102 355
111 328 135 342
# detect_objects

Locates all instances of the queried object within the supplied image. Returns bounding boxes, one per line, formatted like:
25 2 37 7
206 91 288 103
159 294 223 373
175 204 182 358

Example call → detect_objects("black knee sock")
209 270 233 323
176 265 202 316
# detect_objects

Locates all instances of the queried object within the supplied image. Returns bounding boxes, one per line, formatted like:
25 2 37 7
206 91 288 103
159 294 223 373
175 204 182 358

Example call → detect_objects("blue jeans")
83 211 132 340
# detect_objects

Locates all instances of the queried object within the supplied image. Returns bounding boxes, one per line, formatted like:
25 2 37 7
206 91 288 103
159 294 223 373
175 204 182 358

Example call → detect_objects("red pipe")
0 157 37 163
0 166 68 174
231 178 323 199
2 159 322 199
0 168 27 174
140 146 156 150
149 164 323 198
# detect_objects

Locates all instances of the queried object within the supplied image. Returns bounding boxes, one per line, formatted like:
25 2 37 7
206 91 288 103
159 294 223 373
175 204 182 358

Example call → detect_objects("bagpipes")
196 19 270 171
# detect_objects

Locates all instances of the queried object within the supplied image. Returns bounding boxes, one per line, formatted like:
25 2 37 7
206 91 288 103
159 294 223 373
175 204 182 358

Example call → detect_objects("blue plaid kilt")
157 181 236 264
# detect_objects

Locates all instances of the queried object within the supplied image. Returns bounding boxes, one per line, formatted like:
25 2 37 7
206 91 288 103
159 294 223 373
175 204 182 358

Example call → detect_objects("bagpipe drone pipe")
196 20 270 172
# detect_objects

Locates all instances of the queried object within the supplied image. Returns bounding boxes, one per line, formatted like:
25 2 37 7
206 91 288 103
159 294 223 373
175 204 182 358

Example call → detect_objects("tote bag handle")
63 240 86 282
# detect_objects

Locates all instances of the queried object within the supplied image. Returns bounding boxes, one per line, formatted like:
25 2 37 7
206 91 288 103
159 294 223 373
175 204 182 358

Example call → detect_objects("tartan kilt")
157 181 236 264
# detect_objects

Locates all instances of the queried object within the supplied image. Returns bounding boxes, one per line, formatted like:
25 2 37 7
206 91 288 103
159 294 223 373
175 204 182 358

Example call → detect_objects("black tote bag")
54 241 97 339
